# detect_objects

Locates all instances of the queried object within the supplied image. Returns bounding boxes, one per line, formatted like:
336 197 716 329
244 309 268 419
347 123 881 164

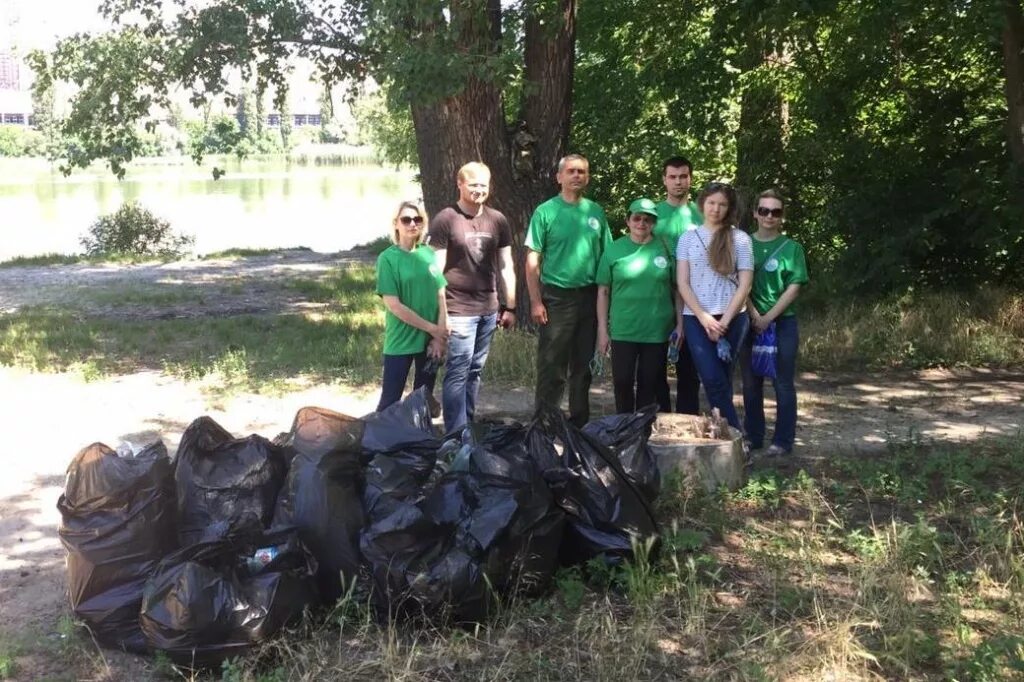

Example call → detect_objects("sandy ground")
1 252 1022 680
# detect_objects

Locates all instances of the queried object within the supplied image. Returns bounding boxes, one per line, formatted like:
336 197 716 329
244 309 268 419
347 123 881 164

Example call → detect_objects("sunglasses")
399 215 425 226
756 207 783 217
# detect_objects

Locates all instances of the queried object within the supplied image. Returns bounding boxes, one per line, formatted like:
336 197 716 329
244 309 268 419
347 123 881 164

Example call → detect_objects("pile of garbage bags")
57 391 661 666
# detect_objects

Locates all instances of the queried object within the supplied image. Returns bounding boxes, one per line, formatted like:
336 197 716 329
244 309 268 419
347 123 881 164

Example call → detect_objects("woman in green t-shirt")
374 201 449 412
596 198 681 413
739 189 810 456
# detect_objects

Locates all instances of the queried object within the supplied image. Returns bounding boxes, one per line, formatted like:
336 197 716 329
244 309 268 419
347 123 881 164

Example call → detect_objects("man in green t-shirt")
654 155 704 415
525 154 612 426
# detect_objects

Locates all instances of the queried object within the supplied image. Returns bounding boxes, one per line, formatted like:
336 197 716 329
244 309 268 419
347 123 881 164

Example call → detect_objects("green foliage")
965 635 1024 681
554 567 587 611
80 202 194 258
0 651 17 678
0 125 45 157
184 114 243 158
351 235 392 255
351 88 417 167
574 0 1024 292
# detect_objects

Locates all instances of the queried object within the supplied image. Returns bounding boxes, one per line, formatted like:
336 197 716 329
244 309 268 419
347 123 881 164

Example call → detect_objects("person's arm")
596 284 611 355
676 259 726 340
526 249 547 325
381 295 446 339
753 283 801 332
719 270 753 328
746 295 764 330
497 245 517 328
433 248 447 270
427 288 449 358
672 290 684 346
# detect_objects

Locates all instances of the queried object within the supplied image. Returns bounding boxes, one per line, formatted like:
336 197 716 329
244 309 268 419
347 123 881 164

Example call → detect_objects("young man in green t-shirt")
525 154 612 426
654 155 703 415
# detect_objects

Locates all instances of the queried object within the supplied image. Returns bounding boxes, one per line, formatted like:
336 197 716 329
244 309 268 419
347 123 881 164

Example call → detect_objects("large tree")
31 0 578 317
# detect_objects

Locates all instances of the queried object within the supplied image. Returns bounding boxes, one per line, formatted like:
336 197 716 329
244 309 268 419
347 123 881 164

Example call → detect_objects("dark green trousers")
535 284 597 426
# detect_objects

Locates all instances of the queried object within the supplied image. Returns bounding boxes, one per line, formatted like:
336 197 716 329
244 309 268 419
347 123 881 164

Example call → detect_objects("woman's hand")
596 328 611 357
699 311 725 340
673 320 684 347
430 323 448 342
427 336 446 360
752 312 773 333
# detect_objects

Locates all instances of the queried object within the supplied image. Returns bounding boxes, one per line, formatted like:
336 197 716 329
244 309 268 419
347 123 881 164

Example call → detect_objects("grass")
199 246 313 260
801 288 1024 370
143 434 1020 681
0 264 540 394
2 265 1024 394
0 253 86 268
0 252 185 268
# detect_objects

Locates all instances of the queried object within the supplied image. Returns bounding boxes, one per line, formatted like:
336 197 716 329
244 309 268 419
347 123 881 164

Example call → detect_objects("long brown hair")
697 183 738 276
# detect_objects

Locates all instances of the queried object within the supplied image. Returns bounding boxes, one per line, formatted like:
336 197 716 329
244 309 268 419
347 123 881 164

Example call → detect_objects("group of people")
373 154 808 457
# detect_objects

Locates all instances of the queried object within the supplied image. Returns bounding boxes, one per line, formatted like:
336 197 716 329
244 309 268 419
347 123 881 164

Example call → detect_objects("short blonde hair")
391 200 428 244
457 161 491 183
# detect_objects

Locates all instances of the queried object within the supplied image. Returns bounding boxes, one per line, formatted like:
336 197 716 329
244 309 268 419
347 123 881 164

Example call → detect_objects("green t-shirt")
653 200 702 253
596 236 676 343
525 195 612 288
750 235 809 317
375 244 447 355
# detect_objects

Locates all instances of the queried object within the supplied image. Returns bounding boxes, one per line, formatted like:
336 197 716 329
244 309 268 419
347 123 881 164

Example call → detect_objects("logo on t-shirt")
654 256 668 269
588 217 600 230
764 259 779 273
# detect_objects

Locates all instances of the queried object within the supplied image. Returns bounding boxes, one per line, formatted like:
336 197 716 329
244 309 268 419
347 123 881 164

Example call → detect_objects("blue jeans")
442 313 498 433
740 316 799 451
682 312 750 431
377 352 437 412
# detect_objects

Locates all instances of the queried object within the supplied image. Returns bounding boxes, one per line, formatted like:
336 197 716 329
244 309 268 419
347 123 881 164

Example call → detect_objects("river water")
0 154 421 260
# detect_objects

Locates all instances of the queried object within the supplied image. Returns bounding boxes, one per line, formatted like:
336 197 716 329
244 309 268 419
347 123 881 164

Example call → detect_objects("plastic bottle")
246 546 280 574
667 330 680 364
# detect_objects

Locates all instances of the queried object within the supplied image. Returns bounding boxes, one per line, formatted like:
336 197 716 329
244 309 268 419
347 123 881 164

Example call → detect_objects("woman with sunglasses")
739 189 809 456
374 200 449 412
596 198 680 414
675 182 753 431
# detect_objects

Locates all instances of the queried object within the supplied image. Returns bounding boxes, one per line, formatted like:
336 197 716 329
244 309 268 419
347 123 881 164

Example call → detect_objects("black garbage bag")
361 387 439 452
174 416 287 546
57 441 176 653
547 411 660 565
457 422 566 593
582 405 661 505
139 527 318 668
361 435 566 623
361 389 441 520
272 406 365 603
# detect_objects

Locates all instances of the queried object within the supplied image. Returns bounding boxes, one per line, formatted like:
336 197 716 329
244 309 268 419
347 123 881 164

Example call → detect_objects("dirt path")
1 251 1022 680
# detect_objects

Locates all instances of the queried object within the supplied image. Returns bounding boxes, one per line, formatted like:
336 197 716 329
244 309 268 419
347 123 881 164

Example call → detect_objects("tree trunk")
1003 0 1024 170
410 0 578 324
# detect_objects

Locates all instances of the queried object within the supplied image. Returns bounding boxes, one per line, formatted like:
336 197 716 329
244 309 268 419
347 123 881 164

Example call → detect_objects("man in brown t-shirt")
428 162 517 433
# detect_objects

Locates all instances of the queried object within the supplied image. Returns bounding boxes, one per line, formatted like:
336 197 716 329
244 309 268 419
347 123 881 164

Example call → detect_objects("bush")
80 202 194 258
0 125 45 157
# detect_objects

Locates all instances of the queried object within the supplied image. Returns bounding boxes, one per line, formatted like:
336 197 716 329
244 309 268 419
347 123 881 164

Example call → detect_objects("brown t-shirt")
428 204 513 316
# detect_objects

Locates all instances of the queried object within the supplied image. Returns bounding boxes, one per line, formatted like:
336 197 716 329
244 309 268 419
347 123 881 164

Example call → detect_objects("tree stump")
647 412 745 492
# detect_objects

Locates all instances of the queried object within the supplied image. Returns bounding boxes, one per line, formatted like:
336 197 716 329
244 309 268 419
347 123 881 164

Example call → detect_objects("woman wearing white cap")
596 198 682 413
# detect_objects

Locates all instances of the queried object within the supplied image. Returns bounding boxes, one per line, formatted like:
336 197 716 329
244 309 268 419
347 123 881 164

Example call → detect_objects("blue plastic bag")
751 323 777 378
